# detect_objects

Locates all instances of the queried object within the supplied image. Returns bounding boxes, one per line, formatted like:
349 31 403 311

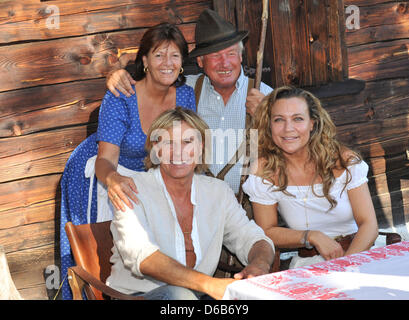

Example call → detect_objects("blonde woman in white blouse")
243 86 378 268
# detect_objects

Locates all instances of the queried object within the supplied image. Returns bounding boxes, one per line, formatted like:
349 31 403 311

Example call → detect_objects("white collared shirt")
106 168 274 294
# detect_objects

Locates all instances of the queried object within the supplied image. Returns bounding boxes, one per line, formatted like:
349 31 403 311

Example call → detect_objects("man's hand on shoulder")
106 69 136 98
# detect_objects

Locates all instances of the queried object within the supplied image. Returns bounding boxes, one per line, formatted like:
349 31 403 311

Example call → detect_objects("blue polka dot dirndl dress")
60 85 196 299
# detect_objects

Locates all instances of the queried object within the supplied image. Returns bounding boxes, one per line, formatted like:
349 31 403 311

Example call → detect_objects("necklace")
296 184 311 229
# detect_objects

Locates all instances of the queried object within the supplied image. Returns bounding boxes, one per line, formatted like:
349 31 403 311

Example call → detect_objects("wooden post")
254 0 269 90
0 246 23 300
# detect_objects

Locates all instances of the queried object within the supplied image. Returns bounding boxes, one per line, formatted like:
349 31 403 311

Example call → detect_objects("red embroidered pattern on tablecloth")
247 277 352 300
244 242 409 300
273 282 352 300
386 242 409 255
249 273 292 287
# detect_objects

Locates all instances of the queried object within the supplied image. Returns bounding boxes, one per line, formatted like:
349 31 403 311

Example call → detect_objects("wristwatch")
301 230 313 249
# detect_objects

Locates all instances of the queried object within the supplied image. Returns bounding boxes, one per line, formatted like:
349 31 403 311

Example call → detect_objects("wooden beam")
0 0 211 44
0 24 196 92
348 39 409 81
346 2 409 46
303 79 365 99
0 220 55 254
0 125 95 183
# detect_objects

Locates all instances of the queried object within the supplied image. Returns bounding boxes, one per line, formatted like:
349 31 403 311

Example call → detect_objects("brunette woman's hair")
132 23 188 87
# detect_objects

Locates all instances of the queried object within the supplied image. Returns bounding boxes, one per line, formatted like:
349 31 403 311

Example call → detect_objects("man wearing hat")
106 9 273 194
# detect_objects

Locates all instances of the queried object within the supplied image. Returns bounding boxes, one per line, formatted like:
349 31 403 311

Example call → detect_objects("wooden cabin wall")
323 0 409 229
0 0 407 300
0 0 212 300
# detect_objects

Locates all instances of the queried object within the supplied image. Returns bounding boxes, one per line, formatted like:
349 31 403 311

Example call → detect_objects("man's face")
197 43 242 91
155 121 202 181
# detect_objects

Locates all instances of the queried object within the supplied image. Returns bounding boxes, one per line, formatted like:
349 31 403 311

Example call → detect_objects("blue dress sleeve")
96 90 130 146
176 84 196 112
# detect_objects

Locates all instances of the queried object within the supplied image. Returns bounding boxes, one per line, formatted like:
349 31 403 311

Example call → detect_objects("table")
223 241 409 300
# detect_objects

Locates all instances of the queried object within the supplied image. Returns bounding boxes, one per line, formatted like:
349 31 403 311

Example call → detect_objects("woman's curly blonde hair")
253 86 361 209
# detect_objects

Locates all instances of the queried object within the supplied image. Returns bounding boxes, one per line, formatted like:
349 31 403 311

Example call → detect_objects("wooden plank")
0 24 196 92
372 188 409 211
307 0 329 85
368 168 409 195
269 0 295 87
0 124 92 160
374 203 409 229
357 135 409 159
0 200 57 231
7 244 56 275
292 0 313 86
323 78 409 127
346 2 409 46
305 78 365 99
0 99 100 139
266 0 346 87
7 245 56 290
348 39 409 81
213 0 236 24
327 0 347 81
0 125 95 183
336 113 409 148
0 0 211 44
345 0 408 7
0 220 55 254
18 284 48 300
368 153 409 176
0 78 105 137
372 187 409 229
0 174 61 213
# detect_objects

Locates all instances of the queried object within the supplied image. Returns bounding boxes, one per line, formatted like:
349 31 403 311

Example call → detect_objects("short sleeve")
176 84 196 112
242 175 279 205
96 90 129 146
346 160 369 190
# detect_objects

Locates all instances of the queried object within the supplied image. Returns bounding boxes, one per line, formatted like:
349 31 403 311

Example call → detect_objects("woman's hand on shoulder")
106 171 139 212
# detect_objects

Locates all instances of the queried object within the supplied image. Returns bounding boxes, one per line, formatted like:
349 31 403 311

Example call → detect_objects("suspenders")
194 75 254 181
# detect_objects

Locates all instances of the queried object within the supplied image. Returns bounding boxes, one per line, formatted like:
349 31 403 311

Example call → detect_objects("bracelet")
302 230 313 249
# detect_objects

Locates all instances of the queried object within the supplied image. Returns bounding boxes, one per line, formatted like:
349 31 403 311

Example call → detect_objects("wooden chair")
65 221 143 300
65 221 242 300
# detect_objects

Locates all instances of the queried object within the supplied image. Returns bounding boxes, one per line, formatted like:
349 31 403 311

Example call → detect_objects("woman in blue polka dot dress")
60 23 196 299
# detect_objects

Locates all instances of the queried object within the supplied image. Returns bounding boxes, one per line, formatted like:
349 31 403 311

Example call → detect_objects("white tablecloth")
223 241 409 300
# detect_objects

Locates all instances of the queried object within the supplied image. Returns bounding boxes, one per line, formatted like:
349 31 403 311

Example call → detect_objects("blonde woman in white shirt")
243 86 378 269
107 107 274 299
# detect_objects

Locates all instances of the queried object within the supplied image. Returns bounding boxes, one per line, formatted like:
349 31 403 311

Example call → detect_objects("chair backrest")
65 221 112 300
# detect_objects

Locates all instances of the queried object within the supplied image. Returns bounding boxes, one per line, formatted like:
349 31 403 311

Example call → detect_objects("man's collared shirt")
186 68 273 193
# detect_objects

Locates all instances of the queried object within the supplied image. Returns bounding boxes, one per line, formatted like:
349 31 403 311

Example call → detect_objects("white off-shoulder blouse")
242 161 369 238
